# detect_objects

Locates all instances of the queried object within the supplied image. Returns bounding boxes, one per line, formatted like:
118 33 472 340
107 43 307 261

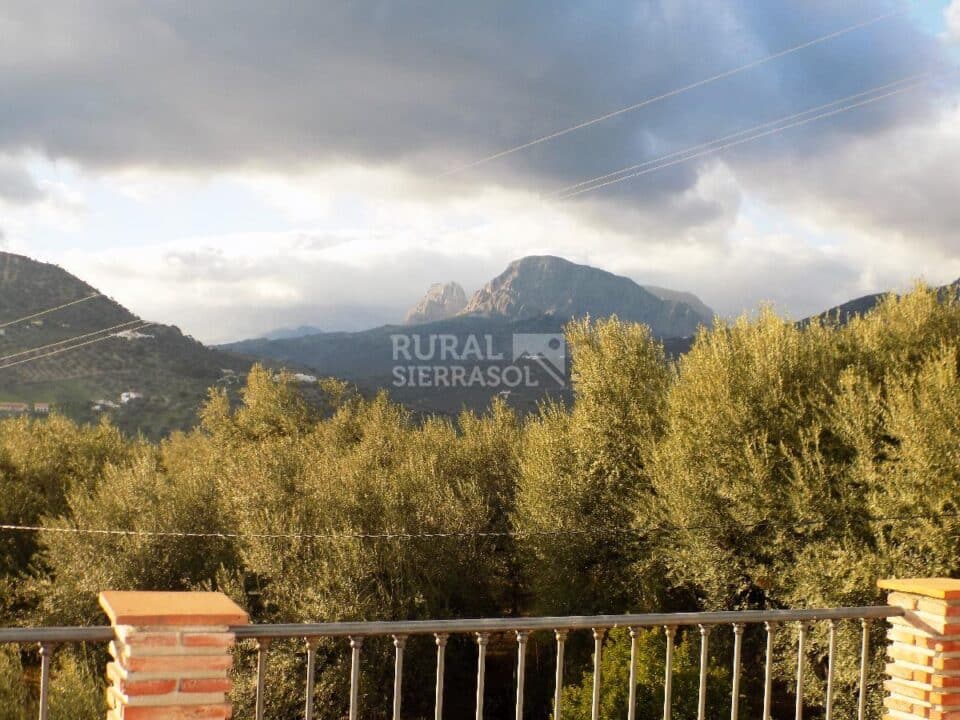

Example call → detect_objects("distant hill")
0 252 251 437
223 314 572 415
808 279 960 325
262 325 324 341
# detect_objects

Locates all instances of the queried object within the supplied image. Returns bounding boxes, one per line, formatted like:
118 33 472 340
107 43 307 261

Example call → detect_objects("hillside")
0 252 251 437
808 279 960 325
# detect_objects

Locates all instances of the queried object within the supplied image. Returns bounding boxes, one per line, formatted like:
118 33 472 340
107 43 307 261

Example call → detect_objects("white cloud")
0 157 44 205
946 0 960 44
19 91 960 346
735 100 960 253
48 155 960 345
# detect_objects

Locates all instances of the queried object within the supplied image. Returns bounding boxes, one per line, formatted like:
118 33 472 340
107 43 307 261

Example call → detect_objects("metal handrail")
0 604 902 644
0 626 114 644
230 604 903 639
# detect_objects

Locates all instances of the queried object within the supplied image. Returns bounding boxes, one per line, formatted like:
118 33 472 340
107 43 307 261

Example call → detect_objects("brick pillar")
99 591 249 719
879 578 960 720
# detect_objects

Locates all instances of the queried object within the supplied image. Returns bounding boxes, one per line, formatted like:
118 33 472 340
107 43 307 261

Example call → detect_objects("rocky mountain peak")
460 255 712 337
403 282 468 325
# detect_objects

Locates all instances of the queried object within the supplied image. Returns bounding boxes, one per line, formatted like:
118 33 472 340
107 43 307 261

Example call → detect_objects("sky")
0 0 959 343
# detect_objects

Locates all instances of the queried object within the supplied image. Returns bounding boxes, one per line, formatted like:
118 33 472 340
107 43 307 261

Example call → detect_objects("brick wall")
99 591 248 719
880 578 960 720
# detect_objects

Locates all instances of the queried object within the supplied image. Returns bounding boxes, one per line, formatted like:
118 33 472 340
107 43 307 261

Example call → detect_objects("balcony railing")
0 605 903 720
235 606 902 720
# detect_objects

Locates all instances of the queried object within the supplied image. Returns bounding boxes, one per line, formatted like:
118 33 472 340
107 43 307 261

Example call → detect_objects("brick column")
879 578 960 720
99 591 249 720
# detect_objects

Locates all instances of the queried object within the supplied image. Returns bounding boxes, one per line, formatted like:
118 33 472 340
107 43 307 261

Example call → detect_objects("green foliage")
516 318 669 614
0 647 101 720
46 652 104 719
3 288 960 719
0 646 28 719
560 628 731 720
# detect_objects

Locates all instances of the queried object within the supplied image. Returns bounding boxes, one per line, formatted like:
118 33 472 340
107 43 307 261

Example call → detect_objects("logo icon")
512 334 566 386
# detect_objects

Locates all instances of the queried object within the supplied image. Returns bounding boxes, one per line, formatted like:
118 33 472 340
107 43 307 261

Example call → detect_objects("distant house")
33 403 50 413
93 399 120 411
0 402 29 413
113 329 155 340
273 372 318 384
120 391 143 404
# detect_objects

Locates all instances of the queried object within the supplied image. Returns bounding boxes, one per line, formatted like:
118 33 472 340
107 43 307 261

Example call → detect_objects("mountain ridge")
0 251 251 437
458 255 712 337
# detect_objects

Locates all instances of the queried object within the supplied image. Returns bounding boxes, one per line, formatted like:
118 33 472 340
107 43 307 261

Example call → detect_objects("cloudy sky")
1 0 958 343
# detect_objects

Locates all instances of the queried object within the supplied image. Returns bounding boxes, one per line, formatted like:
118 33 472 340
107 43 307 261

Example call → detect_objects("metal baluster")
697 625 712 720
858 619 871 720
554 630 567 720
825 620 837 720
663 626 675 720
763 623 777 720
305 638 319 720
628 628 639 720
730 624 744 720
515 631 529 720
349 636 363 720
591 628 606 720
255 638 271 720
435 634 448 720
476 633 490 720
795 623 809 720
38 642 54 720
392 635 407 720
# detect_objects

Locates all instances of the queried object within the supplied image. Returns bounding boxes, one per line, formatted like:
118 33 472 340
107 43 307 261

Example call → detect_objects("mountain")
642 285 714 323
461 256 711 336
0 251 251 438
221 256 712 416
404 282 467 324
809 279 960 325
262 325 324 341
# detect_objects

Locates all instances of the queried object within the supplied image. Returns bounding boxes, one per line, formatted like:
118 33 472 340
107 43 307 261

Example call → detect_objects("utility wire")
1 510 955 543
557 76 930 199
0 322 155 371
553 72 930 197
440 10 901 177
0 319 145 363
0 294 103 329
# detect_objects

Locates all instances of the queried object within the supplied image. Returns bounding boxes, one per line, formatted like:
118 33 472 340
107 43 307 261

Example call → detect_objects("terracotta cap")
99 591 249 627
878 578 960 600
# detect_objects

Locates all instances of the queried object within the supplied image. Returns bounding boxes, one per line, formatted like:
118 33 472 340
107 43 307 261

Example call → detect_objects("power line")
0 319 145 363
557 76 930 199
0 293 103 329
0 322 155 371
553 72 930 197
1 509 955 543
440 10 901 177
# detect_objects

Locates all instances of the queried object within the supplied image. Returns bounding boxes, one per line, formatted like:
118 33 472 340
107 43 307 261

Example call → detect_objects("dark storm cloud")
0 0 944 201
